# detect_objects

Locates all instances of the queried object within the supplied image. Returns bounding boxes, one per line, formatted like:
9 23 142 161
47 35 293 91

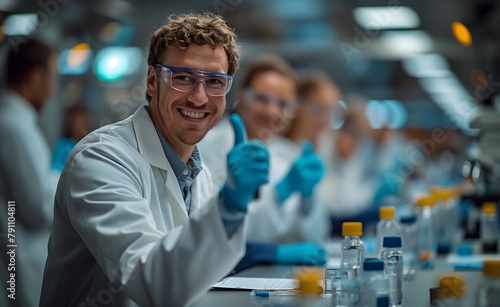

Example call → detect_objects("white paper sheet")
211 277 299 290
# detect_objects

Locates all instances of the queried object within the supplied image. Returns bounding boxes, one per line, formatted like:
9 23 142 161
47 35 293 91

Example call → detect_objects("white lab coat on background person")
199 116 330 243
317 132 378 217
40 106 246 307
0 90 59 307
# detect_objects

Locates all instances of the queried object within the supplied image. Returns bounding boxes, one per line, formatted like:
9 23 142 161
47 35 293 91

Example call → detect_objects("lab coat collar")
0 89 38 124
132 105 171 171
132 105 189 220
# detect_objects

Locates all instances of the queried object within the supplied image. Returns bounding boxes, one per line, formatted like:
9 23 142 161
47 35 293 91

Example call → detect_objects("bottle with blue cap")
377 206 400 256
400 215 418 280
381 236 403 307
361 258 389 307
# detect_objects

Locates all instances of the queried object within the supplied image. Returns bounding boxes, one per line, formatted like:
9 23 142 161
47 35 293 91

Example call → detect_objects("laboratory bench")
190 257 486 307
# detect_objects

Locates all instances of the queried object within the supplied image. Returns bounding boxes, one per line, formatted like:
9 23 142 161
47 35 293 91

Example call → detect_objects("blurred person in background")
271 69 341 236
200 55 327 271
280 70 341 148
0 38 59 307
399 128 465 200
318 100 382 235
51 104 92 173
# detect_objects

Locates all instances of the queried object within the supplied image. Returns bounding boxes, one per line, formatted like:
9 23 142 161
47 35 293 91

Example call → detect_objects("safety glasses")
154 63 233 97
244 89 298 113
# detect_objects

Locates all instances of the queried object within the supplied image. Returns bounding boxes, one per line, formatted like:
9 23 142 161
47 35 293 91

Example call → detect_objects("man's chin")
178 131 208 146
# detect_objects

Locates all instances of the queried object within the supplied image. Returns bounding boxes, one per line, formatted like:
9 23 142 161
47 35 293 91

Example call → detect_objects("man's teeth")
181 110 205 119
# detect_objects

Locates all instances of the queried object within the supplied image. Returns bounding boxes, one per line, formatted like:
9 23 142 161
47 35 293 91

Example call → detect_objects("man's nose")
187 79 209 106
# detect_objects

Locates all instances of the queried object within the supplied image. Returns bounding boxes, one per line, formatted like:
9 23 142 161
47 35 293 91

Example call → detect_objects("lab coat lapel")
132 106 189 224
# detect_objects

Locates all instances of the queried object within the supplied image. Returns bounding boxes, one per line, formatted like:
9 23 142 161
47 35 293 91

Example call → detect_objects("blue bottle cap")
363 258 384 271
456 243 473 256
400 215 416 224
383 236 402 248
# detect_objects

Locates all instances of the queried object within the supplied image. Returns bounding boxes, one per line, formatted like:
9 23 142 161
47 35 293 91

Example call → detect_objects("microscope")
461 94 500 244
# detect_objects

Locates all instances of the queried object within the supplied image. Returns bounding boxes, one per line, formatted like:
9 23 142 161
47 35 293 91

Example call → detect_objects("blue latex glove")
221 114 270 212
274 242 327 266
276 141 325 202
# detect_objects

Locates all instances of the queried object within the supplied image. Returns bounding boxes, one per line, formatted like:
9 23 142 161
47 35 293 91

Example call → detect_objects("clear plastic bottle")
436 274 466 306
400 215 418 281
361 258 389 307
431 186 459 254
341 222 365 279
476 260 500 307
415 195 437 269
380 236 403 307
377 206 400 256
480 202 498 253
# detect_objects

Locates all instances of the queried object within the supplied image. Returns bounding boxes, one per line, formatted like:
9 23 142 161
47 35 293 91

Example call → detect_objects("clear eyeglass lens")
163 68 229 96
250 91 296 111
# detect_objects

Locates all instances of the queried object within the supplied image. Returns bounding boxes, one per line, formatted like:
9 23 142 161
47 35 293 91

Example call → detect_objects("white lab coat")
317 133 378 217
40 106 246 307
199 116 330 243
0 90 59 307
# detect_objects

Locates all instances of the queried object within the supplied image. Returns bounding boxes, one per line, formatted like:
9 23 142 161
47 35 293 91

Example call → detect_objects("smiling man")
40 13 269 307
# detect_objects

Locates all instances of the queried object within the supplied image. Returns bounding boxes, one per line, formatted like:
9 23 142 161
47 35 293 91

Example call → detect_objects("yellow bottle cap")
379 206 395 220
295 268 323 296
415 195 436 207
430 186 454 201
451 186 462 198
438 274 466 299
482 202 497 214
483 260 500 278
342 222 363 236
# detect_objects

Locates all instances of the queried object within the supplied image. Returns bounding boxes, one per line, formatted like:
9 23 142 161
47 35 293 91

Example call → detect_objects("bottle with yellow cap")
480 202 498 253
434 274 466 306
476 260 500 307
431 186 460 254
414 194 437 269
341 222 365 278
377 206 400 256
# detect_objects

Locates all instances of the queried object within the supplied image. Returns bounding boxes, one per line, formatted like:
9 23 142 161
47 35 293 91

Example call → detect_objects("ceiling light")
451 21 472 46
402 54 452 78
353 6 420 30
380 30 433 55
4 14 38 36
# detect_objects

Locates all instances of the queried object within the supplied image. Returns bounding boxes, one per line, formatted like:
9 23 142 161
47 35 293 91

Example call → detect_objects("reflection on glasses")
304 102 336 115
244 89 298 113
154 63 233 97
305 100 347 129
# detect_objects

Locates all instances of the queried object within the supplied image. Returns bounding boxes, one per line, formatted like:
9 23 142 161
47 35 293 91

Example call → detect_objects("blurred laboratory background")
1 0 499 231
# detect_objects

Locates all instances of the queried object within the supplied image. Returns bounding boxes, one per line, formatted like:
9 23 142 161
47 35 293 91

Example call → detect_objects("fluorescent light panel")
353 6 420 30
402 54 452 78
4 14 38 36
381 30 433 54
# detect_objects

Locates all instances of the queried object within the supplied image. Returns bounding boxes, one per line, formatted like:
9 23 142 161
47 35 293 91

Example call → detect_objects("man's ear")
146 66 157 99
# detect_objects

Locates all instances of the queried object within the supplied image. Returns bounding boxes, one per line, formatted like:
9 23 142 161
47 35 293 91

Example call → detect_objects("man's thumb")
230 113 247 147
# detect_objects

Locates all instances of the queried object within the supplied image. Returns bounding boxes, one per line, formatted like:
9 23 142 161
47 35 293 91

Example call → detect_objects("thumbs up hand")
221 114 270 212
276 141 325 202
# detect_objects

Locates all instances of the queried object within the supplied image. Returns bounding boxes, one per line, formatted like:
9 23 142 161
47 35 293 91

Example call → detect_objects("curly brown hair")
146 12 240 102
